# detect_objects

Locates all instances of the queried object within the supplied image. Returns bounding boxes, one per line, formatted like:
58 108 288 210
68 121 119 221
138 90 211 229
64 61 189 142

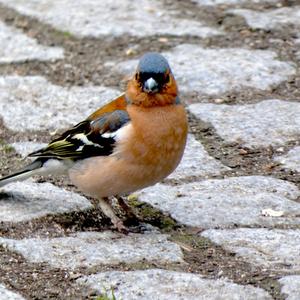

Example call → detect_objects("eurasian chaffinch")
0 53 188 232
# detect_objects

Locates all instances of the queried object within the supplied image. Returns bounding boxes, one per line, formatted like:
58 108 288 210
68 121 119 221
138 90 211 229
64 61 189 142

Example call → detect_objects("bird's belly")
68 137 185 198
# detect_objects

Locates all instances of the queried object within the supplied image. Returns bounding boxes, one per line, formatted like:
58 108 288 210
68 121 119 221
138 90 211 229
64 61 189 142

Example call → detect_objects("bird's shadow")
0 190 29 202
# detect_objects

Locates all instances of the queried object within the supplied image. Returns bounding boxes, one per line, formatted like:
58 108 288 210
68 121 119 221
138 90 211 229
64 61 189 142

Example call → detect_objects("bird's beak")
143 78 159 93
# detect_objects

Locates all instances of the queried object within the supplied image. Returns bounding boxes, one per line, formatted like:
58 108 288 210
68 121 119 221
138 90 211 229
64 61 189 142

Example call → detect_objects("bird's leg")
97 197 128 234
116 196 139 226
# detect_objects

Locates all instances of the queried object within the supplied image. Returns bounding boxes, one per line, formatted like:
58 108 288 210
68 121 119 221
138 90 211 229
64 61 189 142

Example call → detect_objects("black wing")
29 110 130 161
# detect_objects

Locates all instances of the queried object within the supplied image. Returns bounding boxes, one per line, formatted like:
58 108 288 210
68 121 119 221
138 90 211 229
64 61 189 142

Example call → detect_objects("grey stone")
77 269 272 300
139 176 300 228
0 232 183 269
169 135 229 180
0 0 222 38
193 0 279 6
114 45 295 95
0 76 120 131
189 100 300 148
202 229 300 272
11 142 47 158
0 21 63 64
0 284 26 300
274 146 300 172
0 180 92 222
229 7 300 30
279 276 300 300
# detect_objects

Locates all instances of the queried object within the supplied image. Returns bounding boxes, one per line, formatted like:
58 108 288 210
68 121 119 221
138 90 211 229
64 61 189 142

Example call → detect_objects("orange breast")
116 104 188 182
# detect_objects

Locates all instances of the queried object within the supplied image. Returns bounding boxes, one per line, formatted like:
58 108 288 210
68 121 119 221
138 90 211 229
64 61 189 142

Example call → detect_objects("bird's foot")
113 219 129 234
126 223 150 234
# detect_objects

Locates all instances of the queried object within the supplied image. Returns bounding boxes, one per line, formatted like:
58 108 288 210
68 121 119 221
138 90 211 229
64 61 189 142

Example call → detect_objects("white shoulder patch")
114 123 133 142
73 133 94 145
101 132 116 139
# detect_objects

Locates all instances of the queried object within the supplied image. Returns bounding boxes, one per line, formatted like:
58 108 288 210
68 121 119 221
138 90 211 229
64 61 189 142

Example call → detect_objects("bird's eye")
165 74 170 83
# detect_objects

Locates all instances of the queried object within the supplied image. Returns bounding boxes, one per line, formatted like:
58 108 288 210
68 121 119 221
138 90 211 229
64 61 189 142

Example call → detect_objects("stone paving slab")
274 146 300 172
0 232 183 269
189 99 300 148
113 44 295 95
0 0 222 38
0 76 120 131
0 284 26 300
139 176 300 228
170 134 229 180
229 6 300 30
0 180 92 222
194 0 279 6
77 269 272 300
279 276 300 300
0 20 63 64
11 142 47 158
202 229 300 272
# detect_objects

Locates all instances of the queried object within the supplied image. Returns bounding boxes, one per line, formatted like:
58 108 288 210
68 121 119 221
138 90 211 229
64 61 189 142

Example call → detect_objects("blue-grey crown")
138 52 170 74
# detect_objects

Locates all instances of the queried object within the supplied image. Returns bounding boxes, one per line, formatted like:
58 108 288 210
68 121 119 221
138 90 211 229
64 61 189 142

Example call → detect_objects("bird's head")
126 52 178 107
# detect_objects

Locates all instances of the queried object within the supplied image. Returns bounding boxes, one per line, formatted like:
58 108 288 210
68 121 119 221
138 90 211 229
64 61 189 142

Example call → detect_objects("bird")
0 52 188 233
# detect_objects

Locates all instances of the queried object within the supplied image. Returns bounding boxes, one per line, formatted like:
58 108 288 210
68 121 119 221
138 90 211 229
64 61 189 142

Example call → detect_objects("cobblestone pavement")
0 0 299 299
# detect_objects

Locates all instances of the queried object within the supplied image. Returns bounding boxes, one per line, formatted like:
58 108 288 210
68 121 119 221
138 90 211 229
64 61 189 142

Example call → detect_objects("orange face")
126 70 178 107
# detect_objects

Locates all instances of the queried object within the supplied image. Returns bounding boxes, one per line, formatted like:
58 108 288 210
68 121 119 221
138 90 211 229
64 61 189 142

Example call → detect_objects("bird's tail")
0 159 44 188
